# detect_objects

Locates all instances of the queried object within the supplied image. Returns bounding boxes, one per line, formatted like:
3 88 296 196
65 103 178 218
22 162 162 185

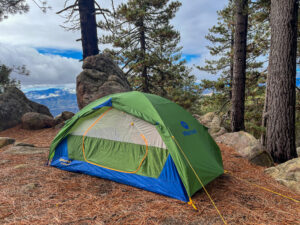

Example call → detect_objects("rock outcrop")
76 54 131 109
21 112 55 130
0 137 15 148
0 87 52 131
215 131 274 167
194 112 227 138
265 158 300 192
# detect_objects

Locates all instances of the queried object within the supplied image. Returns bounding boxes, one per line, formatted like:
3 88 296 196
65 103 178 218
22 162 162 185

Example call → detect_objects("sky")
0 0 229 90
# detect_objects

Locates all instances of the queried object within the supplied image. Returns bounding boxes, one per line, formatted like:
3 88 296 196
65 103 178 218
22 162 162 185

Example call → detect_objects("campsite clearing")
0 126 299 225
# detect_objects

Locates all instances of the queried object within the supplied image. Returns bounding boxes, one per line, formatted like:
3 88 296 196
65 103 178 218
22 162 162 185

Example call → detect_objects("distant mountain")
25 88 78 116
23 79 300 117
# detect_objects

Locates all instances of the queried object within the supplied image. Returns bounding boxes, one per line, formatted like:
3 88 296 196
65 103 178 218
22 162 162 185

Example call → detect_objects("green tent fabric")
49 91 224 201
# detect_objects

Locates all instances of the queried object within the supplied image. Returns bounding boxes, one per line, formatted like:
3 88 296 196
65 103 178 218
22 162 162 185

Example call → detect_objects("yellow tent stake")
224 170 299 203
188 197 198 210
171 136 227 225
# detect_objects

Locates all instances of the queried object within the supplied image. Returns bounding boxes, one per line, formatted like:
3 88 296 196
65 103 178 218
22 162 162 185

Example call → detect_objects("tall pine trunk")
231 0 248 132
266 0 298 163
78 0 99 60
229 31 234 100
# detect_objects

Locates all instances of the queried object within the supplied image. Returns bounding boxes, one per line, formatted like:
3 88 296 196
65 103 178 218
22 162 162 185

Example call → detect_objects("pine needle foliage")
98 0 200 110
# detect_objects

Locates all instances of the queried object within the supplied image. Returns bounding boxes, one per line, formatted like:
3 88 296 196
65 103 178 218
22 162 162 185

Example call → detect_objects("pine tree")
265 0 298 163
198 0 235 100
0 64 29 93
0 0 29 21
98 0 196 102
198 0 269 136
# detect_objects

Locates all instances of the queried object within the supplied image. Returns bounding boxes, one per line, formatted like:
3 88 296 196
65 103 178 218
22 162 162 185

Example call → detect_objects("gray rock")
54 111 74 125
76 54 131 109
54 122 65 129
194 112 227 138
4 146 49 155
0 87 52 131
265 157 300 193
297 147 300 157
0 137 15 148
215 131 274 167
22 112 55 130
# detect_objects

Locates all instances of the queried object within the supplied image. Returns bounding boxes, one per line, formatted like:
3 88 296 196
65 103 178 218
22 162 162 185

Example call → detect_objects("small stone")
22 183 38 192
0 160 10 165
14 164 29 169
0 137 15 148
14 142 35 147
54 111 75 125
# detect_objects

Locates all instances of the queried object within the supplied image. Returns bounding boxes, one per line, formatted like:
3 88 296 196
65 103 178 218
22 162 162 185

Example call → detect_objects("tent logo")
180 121 189 129
180 121 197 136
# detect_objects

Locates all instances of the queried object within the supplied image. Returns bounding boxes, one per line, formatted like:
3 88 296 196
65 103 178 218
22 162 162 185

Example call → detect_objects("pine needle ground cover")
0 126 299 225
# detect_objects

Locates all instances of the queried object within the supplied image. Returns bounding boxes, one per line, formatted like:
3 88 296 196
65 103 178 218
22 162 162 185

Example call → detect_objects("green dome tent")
48 91 224 202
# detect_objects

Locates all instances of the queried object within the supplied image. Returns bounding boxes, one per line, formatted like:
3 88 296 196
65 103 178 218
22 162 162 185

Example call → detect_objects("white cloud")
0 0 227 86
0 1 82 49
0 43 81 86
172 0 227 55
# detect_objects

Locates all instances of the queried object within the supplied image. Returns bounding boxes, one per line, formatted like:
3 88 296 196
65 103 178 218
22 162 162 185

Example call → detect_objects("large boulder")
76 54 131 109
21 112 55 130
194 112 227 138
0 87 52 131
265 158 300 192
215 131 274 167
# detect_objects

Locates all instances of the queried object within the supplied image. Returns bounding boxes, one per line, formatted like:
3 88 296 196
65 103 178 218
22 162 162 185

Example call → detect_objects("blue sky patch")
181 54 201 62
37 48 82 60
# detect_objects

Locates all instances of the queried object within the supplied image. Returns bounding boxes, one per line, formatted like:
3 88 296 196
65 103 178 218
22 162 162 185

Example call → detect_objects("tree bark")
266 0 298 163
260 79 268 146
231 0 248 132
78 0 99 60
229 31 234 100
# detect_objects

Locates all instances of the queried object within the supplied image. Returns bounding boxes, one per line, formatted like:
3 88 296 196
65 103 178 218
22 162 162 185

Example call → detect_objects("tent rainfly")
48 91 224 202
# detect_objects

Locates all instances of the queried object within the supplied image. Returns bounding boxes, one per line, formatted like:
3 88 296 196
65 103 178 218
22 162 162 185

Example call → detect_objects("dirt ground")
0 126 299 225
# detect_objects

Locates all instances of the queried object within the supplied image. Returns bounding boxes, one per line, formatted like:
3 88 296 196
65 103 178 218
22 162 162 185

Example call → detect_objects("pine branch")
56 0 78 14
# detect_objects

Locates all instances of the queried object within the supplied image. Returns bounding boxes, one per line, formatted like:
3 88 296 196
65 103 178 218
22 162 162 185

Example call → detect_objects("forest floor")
0 126 299 225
